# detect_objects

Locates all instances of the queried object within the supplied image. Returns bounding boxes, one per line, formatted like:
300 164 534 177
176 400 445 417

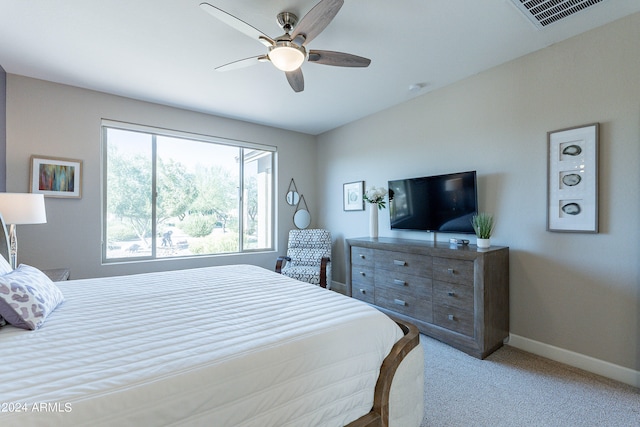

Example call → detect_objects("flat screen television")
388 171 478 233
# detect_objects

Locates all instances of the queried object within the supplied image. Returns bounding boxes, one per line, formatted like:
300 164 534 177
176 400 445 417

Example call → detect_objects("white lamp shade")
0 193 47 225
269 46 305 72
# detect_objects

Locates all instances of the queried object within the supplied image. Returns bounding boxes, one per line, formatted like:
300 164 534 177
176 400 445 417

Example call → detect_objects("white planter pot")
476 238 490 249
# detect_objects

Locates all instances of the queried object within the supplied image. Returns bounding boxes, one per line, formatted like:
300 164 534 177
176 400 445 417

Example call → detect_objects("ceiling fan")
199 0 371 93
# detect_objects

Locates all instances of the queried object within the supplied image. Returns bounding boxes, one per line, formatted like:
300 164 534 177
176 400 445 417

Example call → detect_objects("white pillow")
0 264 65 330
0 254 12 275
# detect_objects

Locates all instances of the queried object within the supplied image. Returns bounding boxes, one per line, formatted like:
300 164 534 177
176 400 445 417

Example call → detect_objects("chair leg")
319 257 330 289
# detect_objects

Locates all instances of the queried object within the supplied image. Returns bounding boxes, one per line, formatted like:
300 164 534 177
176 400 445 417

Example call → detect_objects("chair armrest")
319 256 331 288
275 256 291 274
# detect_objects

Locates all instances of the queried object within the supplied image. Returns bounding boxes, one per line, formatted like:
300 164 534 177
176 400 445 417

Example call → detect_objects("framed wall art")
343 181 364 211
30 155 83 199
547 123 598 233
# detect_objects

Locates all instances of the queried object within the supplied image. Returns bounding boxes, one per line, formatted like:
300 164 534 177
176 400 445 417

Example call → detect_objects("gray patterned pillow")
0 264 65 330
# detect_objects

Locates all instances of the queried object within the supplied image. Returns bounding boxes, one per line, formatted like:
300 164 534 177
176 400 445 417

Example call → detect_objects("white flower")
364 186 387 209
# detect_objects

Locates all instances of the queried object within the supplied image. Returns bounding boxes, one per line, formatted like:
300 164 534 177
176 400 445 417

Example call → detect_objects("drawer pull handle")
448 314 455 321
359 288 366 294
394 299 406 306
359 254 365 259
394 279 406 286
360 271 366 276
447 268 455 275
394 260 406 266
447 291 455 297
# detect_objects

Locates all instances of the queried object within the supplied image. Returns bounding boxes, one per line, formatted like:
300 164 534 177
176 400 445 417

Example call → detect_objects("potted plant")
471 212 494 248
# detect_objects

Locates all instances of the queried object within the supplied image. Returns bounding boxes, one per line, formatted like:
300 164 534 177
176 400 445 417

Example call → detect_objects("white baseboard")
508 334 640 388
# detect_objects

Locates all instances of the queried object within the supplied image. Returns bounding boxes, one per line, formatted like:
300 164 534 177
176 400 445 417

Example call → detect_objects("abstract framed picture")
547 123 598 233
343 181 364 211
30 155 83 199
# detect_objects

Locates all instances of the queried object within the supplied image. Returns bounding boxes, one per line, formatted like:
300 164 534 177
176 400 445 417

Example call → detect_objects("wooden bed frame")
347 317 420 427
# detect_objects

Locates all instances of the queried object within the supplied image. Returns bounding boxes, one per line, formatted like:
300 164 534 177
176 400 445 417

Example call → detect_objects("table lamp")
0 193 47 269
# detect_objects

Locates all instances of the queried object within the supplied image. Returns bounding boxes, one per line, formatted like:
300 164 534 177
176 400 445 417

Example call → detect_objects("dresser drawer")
352 265 374 286
375 250 432 276
433 281 474 312
375 269 431 299
375 286 433 323
351 263 374 304
351 246 375 267
432 257 474 286
352 281 374 304
433 304 474 337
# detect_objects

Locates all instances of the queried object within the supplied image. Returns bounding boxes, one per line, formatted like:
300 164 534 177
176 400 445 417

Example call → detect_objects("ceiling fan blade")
291 0 344 46
200 2 274 46
308 50 371 67
215 55 267 72
285 69 304 92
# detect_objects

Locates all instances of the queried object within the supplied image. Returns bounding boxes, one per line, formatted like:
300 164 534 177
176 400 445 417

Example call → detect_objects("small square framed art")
343 181 364 211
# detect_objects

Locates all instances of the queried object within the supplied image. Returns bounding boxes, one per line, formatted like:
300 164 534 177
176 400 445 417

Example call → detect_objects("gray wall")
317 14 640 377
5 76 317 279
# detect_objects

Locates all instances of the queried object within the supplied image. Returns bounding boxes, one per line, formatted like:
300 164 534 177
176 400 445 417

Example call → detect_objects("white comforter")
0 265 404 427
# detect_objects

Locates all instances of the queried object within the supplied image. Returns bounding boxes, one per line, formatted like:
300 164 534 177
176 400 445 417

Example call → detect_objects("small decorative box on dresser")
346 237 509 359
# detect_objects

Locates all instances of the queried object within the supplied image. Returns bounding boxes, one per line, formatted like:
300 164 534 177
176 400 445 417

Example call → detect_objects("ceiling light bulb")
269 43 305 72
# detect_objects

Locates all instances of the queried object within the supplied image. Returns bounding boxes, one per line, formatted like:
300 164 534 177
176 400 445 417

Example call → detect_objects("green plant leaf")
471 212 494 239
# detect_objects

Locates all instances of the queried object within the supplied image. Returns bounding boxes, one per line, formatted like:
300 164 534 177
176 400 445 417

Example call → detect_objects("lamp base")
8 223 17 270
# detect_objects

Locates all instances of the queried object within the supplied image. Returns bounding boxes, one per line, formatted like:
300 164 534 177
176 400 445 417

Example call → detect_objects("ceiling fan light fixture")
269 43 306 72
201 0 369 92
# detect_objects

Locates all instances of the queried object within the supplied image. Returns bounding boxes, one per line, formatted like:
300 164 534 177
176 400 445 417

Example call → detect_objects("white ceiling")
1 0 639 135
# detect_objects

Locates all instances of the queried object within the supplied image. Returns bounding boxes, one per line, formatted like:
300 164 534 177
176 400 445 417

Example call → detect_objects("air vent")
511 0 607 28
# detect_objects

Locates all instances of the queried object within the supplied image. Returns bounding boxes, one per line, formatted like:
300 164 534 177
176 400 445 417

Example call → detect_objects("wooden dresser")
346 237 509 359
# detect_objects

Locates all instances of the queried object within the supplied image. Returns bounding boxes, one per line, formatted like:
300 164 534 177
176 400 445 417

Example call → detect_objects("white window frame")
101 119 276 263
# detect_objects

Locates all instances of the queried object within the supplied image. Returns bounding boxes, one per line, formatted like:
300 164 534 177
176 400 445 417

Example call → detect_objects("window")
102 121 274 262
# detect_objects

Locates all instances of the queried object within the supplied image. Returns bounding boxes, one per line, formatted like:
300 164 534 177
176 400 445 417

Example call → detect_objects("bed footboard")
346 317 421 427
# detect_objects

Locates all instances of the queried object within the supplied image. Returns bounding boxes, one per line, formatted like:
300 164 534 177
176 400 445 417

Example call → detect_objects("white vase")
477 238 490 249
369 205 379 238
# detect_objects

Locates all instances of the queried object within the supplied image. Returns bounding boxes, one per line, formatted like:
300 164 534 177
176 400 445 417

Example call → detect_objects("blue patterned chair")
275 229 332 289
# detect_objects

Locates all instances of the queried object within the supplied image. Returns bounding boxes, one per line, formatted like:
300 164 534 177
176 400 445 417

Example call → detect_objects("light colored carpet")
419 335 640 426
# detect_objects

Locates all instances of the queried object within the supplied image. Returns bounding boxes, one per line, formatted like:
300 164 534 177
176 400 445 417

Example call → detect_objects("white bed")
0 264 423 427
